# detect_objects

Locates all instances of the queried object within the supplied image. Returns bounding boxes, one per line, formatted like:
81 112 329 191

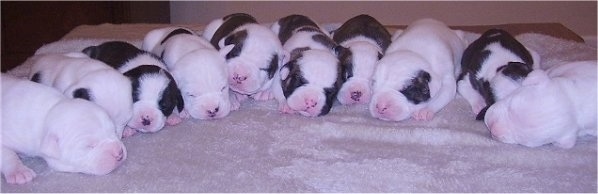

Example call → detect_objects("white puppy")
332 14 392 105
484 60 597 148
203 13 285 104
1 74 126 184
144 27 235 119
26 52 133 138
370 18 466 121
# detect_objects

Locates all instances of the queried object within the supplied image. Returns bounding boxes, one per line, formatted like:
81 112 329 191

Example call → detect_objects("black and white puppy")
457 29 540 120
203 13 285 104
26 52 133 139
271 14 344 117
83 41 184 137
144 27 234 120
370 18 466 121
332 14 392 105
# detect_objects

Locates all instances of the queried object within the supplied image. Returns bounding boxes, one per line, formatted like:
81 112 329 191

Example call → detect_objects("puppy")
457 29 540 120
370 18 466 121
26 52 133 138
484 60 597 148
2 74 126 184
144 27 234 119
83 41 184 136
202 13 285 103
271 14 344 117
332 14 392 105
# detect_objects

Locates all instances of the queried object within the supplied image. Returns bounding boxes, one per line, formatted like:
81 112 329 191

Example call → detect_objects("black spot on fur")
223 30 248 60
498 62 533 81
124 65 183 116
276 14 321 45
73 88 92 101
400 71 431 104
312 34 338 50
209 13 257 49
30 72 41 83
335 46 354 82
83 41 147 69
332 14 392 52
281 55 309 98
261 53 278 79
160 28 193 45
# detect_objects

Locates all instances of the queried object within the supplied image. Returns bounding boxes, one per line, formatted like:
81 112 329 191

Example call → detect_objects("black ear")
176 88 184 113
333 45 347 57
73 88 92 101
82 46 97 58
377 52 383 60
30 72 42 83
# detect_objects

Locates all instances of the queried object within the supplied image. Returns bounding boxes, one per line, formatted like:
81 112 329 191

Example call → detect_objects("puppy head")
369 52 440 121
336 41 383 105
279 49 340 117
124 66 183 133
485 70 577 148
41 99 126 175
64 70 133 136
220 25 284 95
171 49 231 119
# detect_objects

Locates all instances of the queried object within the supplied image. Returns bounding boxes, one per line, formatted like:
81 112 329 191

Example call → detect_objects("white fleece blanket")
2 24 596 192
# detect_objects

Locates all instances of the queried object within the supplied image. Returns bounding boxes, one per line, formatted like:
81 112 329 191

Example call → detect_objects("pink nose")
305 99 317 109
232 73 247 83
351 91 362 102
376 104 388 114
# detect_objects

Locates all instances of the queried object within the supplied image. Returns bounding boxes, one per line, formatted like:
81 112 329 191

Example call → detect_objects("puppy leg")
417 75 457 121
2 147 36 184
553 133 577 149
250 90 273 101
413 108 435 121
122 127 138 138
230 93 249 111
457 78 487 115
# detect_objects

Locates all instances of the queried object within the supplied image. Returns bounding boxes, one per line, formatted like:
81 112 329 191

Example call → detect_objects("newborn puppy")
2 74 126 184
457 29 540 120
83 41 184 136
485 60 597 149
26 52 133 139
271 14 344 117
370 18 466 121
144 27 234 119
332 14 392 105
203 13 285 103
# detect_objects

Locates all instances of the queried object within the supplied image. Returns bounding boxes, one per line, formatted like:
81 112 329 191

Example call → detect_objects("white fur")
204 21 285 99
272 49 339 117
485 60 597 148
1 75 126 184
337 36 383 105
25 52 133 138
144 27 234 119
370 18 466 121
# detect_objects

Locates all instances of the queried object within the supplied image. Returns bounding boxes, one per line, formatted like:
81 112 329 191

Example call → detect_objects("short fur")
25 52 133 138
485 60 597 148
456 29 540 120
1 74 126 184
83 41 184 136
370 18 466 121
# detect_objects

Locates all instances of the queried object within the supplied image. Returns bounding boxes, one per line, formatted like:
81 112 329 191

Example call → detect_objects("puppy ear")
522 69 550 86
40 132 61 158
219 44 235 58
72 88 92 101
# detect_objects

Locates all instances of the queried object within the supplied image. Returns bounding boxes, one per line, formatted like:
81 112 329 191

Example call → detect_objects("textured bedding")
2 23 596 192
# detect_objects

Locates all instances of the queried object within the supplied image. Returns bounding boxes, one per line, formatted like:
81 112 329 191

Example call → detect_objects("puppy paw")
413 108 435 121
279 104 296 114
122 127 138 138
179 109 191 119
166 114 183 126
4 164 36 184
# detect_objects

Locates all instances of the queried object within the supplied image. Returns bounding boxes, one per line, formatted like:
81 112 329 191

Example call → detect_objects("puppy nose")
232 73 247 83
305 99 317 108
351 91 362 101
142 117 151 126
376 104 388 114
207 107 220 117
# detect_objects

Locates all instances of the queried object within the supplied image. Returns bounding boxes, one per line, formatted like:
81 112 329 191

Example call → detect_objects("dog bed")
3 22 596 192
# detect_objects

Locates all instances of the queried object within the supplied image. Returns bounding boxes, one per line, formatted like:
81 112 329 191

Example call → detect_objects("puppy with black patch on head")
370 18 466 121
332 14 392 105
143 27 234 120
485 60 597 148
270 14 344 117
83 41 184 137
457 29 540 120
2 74 126 184
203 13 285 106
26 52 133 139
